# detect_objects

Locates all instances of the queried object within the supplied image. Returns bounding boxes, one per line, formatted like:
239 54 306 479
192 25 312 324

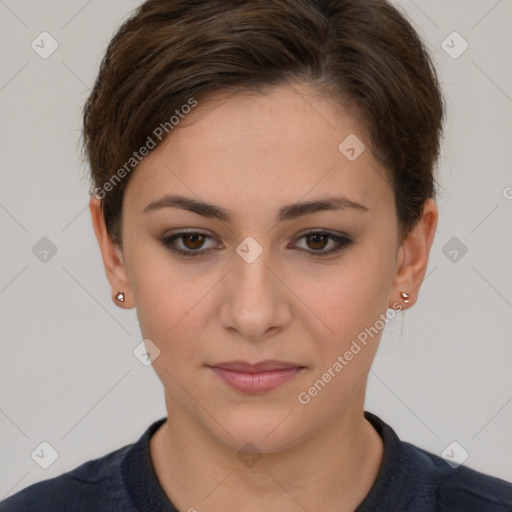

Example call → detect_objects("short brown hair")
82 0 445 244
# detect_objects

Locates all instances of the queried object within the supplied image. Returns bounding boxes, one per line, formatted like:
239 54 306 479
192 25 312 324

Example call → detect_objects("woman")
2 0 511 510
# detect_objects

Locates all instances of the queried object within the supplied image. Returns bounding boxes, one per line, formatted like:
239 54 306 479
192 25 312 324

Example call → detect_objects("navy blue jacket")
1 411 511 511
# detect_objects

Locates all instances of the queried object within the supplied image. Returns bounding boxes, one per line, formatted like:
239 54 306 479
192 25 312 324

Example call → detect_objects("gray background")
1 0 511 498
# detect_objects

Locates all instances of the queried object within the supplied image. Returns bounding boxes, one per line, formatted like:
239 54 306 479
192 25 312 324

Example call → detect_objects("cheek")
308 251 394 337
128 246 224 372
296 247 397 398
126 241 194 341
294 264 392 415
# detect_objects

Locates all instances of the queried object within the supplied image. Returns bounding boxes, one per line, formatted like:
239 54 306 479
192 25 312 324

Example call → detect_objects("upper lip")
210 360 304 373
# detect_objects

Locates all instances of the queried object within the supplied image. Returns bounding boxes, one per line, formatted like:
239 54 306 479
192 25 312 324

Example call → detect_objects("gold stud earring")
400 291 410 304
115 291 125 303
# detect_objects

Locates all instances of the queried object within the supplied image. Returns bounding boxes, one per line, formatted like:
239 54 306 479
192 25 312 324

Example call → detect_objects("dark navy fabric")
2 411 511 511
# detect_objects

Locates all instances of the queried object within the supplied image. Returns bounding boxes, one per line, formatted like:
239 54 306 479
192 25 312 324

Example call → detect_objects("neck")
150 392 383 512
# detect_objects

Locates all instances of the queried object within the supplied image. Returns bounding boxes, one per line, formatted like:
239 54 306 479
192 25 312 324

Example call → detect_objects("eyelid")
159 230 219 257
291 230 352 257
293 227 349 240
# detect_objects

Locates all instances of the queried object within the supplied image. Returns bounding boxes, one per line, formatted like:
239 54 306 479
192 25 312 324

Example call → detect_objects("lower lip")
210 367 304 393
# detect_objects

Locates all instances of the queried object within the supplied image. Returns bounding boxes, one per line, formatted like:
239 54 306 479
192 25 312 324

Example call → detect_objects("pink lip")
209 360 305 393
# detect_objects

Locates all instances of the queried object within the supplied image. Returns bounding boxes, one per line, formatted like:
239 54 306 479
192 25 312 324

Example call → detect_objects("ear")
89 196 134 308
389 198 438 309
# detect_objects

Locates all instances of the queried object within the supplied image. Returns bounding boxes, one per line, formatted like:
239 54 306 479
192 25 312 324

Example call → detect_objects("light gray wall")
1 0 510 498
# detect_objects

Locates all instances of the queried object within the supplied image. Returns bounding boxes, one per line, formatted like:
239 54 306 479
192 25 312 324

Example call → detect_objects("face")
94 83 433 453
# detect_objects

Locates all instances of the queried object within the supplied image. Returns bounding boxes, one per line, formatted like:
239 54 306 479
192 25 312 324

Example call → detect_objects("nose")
219 244 292 341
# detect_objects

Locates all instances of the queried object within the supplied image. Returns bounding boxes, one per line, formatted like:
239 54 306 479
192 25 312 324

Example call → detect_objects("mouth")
208 360 306 393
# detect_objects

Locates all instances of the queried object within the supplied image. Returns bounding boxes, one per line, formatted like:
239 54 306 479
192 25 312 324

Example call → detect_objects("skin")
90 83 437 511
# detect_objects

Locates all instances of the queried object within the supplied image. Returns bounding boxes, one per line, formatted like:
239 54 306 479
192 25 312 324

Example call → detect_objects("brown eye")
305 233 329 251
182 233 206 250
294 231 353 257
160 231 217 256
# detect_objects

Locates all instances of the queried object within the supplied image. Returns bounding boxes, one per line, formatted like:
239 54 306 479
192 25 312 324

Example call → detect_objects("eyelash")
159 230 353 258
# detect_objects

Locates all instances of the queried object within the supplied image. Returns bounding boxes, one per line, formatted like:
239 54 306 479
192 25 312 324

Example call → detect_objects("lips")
212 360 303 373
208 360 305 393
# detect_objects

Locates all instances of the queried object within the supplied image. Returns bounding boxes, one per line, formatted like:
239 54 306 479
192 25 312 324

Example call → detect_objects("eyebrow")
143 194 369 222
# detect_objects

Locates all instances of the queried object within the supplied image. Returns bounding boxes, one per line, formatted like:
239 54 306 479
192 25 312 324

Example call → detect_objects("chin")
208 406 309 455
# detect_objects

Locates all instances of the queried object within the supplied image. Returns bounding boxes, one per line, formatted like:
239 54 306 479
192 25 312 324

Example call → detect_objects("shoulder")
0 444 136 512
401 441 512 511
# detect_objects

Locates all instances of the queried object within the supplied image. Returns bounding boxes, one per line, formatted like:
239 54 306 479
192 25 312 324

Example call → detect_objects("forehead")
125 84 393 217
